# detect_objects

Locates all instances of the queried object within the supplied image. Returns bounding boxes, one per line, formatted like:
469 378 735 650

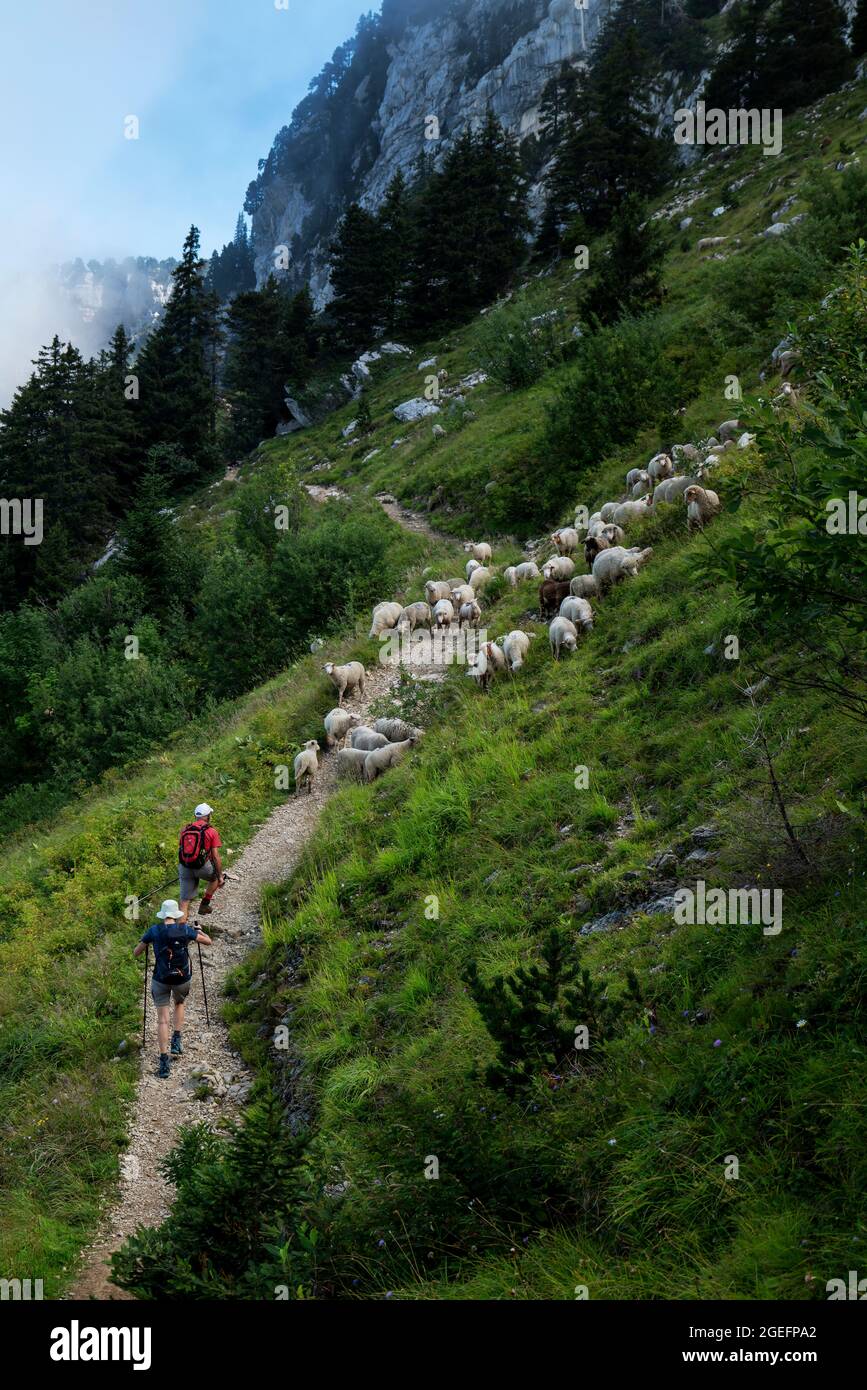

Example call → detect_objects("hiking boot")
158 1053 171 1079
198 899 213 915
170 1030 183 1056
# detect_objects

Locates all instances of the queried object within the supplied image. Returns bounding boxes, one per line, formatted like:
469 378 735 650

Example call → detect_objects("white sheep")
631 470 653 499
293 740 320 795
512 561 541 583
501 629 535 672
373 717 418 742
559 596 594 630
323 707 360 750
684 484 721 531
323 661 365 706
469 565 493 594
467 647 493 690
503 566 517 587
717 419 740 443
471 542 492 564
424 579 453 606
653 474 698 505
350 726 391 751
549 615 578 659
363 734 419 782
672 442 700 466
626 467 645 489
337 747 369 779
599 502 620 523
592 545 654 595
647 452 674 482
451 583 475 608
396 601 432 633
612 496 653 528
551 527 580 556
368 601 403 639
459 600 482 629
466 558 481 580
570 574 598 599
542 555 575 581
433 598 455 629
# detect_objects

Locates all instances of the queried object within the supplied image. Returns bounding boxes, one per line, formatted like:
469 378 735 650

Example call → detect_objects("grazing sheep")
552 526 580 556
542 555 575 581
559 596 594 630
592 545 654 595
293 740 320 795
350 726 391 752
459 600 482 629
513 560 541 583
612 496 653 528
539 579 572 619
647 452 674 482
451 583 475 608
446 577 464 590
363 734 419 782
337 747 369 779
469 565 493 594
424 579 452 606
599 502 620 523
585 533 609 568
672 442 701 465
549 615 578 659
466 558 481 580
626 467 645 489
323 708 360 750
471 542 492 564
396 601 432 633
368 601 403 639
717 419 740 443
373 717 417 742
483 640 507 675
684 484 721 531
653 474 699 505
503 566 517 587
433 598 455 629
501 629 535 672
570 573 598 599
631 470 653 499
323 660 366 706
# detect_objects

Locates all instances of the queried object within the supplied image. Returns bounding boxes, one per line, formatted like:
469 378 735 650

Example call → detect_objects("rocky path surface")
69 507 453 1300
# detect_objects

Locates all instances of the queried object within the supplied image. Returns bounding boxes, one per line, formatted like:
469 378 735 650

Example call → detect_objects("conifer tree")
853 0 867 56
584 195 667 324
328 203 382 347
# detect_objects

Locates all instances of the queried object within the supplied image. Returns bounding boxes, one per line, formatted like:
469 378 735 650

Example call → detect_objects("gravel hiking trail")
70 499 455 1299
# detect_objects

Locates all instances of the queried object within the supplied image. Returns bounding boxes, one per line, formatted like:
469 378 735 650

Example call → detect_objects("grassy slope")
212 83 867 1298
3 80 866 1295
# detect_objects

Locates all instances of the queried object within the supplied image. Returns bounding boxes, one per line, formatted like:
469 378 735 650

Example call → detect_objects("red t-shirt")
191 819 222 854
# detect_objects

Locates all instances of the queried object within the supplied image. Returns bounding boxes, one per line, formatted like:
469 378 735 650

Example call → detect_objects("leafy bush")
469 294 566 390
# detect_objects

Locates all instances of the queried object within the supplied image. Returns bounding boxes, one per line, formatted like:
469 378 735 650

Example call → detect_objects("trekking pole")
142 944 149 1050
198 941 210 1027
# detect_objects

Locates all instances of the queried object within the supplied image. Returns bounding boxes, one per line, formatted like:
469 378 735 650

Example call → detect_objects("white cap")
194 803 214 818
156 899 182 920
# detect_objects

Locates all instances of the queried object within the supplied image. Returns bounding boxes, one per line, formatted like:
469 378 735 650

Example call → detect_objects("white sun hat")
194 803 214 818
156 899 183 920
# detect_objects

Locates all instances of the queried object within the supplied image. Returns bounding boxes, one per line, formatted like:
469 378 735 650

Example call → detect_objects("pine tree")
853 0 867 56
376 171 413 333
584 195 667 323
760 0 852 111
224 279 316 455
116 462 184 614
137 226 221 475
328 203 382 347
544 4 673 236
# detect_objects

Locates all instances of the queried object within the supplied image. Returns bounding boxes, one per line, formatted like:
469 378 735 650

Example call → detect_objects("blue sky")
0 0 375 402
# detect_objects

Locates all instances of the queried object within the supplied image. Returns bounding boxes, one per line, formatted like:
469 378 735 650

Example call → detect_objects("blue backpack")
153 923 191 985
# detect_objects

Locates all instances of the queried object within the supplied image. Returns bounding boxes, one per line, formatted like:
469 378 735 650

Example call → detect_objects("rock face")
248 0 602 306
58 255 176 353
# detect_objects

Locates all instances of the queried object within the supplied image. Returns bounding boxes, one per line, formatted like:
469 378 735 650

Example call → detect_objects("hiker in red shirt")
177 802 226 922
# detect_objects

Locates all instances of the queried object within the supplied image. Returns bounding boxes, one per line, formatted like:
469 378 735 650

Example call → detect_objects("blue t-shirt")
140 921 199 983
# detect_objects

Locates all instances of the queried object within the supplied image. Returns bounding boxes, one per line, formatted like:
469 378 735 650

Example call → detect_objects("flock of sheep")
292 422 744 790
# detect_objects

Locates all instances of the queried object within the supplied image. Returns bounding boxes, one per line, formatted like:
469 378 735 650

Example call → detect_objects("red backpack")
179 821 209 869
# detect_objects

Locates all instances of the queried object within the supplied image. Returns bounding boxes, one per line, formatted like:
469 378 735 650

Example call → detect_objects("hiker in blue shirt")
134 899 212 1079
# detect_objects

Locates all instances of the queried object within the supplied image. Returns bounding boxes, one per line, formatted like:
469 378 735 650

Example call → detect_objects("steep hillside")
3 61 865 1301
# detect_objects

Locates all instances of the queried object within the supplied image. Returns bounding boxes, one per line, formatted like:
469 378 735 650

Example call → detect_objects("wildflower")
796 1018 807 1028
713 1038 722 1047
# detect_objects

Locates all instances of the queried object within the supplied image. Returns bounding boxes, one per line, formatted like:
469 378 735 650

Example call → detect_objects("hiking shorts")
178 858 216 901
151 976 192 1008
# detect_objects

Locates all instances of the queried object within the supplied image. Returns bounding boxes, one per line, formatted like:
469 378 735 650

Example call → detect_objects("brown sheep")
539 579 572 619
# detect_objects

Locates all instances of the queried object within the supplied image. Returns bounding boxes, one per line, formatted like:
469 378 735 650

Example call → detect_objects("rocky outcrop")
249 0 602 306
